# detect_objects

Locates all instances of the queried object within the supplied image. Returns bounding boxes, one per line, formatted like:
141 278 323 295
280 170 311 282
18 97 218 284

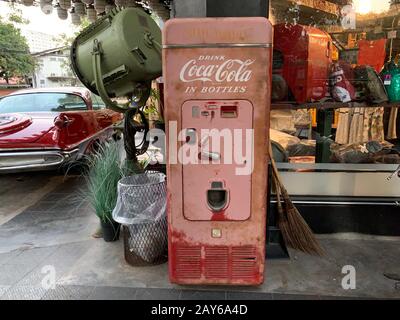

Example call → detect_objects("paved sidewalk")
0 172 399 300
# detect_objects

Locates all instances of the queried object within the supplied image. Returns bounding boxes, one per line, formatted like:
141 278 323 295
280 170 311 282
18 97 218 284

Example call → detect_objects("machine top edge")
163 43 272 49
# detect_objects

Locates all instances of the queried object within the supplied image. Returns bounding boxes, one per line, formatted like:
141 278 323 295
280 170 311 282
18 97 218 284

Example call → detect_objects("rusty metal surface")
163 17 272 285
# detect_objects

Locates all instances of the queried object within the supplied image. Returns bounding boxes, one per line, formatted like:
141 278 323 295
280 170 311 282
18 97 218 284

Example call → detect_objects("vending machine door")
181 100 253 221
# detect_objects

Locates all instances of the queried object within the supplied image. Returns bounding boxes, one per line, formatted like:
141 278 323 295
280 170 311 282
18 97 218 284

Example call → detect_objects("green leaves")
142 88 164 123
0 19 34 82
86 141 147 223
86 142 122 223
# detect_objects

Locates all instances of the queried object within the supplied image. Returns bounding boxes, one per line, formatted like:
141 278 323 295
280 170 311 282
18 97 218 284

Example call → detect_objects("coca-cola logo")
180 58 255 83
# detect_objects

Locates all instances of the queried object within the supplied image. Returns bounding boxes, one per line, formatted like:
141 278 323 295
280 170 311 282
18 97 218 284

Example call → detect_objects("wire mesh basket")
113 171 168 266
113 171 166 224
123 217 168 266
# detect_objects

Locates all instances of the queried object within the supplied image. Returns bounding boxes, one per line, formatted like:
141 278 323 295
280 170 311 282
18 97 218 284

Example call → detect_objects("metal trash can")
113 171 168 266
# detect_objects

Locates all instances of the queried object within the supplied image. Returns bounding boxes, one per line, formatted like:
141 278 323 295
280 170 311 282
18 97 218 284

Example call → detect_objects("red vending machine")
274 23 332 104
163 17 272 285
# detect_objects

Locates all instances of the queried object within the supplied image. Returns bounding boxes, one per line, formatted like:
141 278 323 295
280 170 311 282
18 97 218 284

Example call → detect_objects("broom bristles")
269 140 324 256
274 173 325 256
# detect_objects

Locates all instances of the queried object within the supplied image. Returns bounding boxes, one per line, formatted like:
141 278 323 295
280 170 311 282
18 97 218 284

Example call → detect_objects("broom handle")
270 142 286 223
269 141 284 187
273 171 284 214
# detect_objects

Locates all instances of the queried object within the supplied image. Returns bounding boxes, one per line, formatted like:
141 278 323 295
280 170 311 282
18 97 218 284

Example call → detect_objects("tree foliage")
56 18 91 48
0 17 34 83
55 18 90 83
7 6 30 25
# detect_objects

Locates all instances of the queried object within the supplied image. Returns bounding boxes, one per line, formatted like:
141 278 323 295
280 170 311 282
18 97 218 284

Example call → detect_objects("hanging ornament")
21 0 34 6
87 5 97 22
59 0 71 10
56 5 68 20
70 8 81 25
41 4 53 14
40 0 52 6
40 0 54 15
94 0 106 13
74 1 86 16
105 4 115 14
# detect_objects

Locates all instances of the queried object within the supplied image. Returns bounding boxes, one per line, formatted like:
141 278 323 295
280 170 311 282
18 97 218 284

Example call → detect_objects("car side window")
0 93 87 113
91 94 106 110
59 94 88 111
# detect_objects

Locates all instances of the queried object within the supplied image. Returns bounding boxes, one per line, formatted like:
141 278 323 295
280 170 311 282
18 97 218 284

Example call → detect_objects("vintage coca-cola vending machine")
273 24 332 104
163 17 272 285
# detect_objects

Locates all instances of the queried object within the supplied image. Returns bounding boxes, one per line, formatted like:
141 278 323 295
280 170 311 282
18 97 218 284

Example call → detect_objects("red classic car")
0 87 123 173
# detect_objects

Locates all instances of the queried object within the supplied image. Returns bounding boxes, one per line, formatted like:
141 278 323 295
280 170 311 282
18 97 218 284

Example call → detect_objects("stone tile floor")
0 172 399 300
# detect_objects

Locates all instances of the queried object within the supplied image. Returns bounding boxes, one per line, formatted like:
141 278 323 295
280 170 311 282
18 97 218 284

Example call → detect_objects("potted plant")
144 88 165 132
87 141 122 242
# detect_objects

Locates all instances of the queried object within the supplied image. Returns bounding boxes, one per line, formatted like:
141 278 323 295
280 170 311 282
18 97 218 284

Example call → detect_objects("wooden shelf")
271 101 400 110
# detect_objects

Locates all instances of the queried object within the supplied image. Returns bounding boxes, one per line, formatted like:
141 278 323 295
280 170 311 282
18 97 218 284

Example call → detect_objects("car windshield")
0 92 87 114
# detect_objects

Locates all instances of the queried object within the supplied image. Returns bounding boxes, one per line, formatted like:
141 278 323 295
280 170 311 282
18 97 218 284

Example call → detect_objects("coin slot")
192 106 200 118
186 128 197 145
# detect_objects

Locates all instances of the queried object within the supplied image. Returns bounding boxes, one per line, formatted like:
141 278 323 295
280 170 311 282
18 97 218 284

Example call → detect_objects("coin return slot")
221 105 238 118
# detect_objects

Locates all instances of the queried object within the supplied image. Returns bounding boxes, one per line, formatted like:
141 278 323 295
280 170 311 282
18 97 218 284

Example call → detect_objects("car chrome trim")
0 147 64 152
0 149 79 172
0 115 18 126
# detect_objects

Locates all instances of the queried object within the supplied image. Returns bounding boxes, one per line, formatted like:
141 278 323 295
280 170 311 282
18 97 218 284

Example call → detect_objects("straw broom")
269 142 324 256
